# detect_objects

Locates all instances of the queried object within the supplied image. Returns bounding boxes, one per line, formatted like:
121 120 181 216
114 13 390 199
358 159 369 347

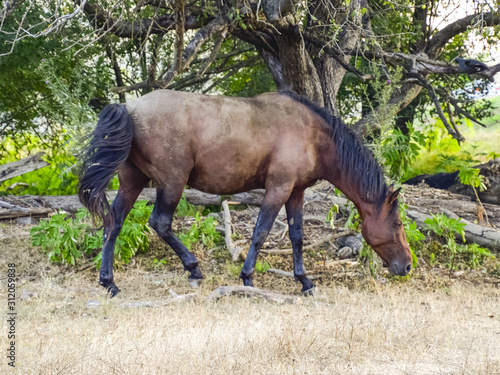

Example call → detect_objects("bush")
31 201 153 267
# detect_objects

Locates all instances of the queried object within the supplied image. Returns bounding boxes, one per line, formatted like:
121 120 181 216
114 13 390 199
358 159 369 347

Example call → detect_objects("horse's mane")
279 90 388 206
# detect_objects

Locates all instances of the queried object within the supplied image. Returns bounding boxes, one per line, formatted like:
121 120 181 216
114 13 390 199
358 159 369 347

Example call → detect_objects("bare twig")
162 0 185 86
222 200 244 261
447 95 487 128
261 230 355 255
197 30 228 77
445 100 464 140
409 72 463 142
159 14 230 87
267 268 320 280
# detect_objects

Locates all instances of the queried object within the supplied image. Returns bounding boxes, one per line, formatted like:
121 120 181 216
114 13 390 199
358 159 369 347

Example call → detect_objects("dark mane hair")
279 90 388 206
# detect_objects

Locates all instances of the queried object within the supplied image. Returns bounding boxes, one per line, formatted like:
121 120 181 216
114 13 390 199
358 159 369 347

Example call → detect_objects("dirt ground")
1 183 500 374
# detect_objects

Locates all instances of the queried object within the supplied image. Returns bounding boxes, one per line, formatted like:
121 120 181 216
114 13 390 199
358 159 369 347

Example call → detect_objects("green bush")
424 213 493 270
0 136 79 196
31 201 153 267
179 212 221 249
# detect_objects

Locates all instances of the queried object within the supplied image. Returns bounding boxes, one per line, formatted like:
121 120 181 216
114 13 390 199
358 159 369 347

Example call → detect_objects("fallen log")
0 152 49 183
0 200 28 212
0 207 53 220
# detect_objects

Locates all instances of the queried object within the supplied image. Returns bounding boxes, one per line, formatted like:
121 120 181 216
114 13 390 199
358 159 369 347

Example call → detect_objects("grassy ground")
1 230 500 375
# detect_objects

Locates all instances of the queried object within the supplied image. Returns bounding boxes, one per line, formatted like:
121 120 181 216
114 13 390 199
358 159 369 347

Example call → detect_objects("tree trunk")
273 17 324 105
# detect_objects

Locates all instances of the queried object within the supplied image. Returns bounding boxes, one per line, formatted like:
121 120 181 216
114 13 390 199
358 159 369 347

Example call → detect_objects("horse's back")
125 90 325 194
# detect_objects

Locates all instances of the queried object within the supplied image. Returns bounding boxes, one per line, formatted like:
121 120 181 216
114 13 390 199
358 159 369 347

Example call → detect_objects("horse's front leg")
285 190 315 295
240 188 290 287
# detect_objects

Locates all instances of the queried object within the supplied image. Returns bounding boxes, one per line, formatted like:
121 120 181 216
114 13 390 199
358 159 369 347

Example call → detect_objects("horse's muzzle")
388 261 412 276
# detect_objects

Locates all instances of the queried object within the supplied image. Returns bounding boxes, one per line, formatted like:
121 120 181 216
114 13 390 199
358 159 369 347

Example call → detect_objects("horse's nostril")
405 264 412 274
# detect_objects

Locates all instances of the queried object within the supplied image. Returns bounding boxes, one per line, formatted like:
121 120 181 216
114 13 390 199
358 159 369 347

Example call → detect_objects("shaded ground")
1 182 500 374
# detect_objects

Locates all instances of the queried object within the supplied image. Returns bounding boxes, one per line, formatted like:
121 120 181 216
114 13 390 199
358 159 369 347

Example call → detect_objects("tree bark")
273 17 324 105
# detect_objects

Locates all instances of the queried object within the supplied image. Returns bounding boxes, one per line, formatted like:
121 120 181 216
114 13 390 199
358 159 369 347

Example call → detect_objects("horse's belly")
187 179 265 195
186 157 268 195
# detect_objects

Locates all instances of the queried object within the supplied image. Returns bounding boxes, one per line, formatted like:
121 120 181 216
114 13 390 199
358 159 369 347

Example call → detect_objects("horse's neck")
322 150 370 219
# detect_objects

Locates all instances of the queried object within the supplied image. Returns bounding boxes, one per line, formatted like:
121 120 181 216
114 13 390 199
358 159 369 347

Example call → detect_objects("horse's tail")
78 104 134 227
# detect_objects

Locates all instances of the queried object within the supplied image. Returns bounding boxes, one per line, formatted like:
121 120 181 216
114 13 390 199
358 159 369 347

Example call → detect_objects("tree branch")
197 30 228 77
80 0 210 39
0 0 27 23
408 71 462 141
426 11 500 58
161 0 186 86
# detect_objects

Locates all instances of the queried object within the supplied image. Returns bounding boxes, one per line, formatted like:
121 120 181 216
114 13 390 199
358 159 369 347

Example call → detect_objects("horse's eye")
394 221 402 228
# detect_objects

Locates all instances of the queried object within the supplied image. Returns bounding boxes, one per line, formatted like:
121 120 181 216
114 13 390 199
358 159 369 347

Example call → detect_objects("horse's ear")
388 187 401 205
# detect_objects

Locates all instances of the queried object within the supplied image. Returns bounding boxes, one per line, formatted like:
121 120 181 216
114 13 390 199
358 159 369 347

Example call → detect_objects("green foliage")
344 205 360 231
255 260 271 274
0 136 79 195
405 219 426 246
359 244 378 278
458 166 486 192
112 200 154 264
216 40 276 97
407 139 492 182
31 201 154 267
153 258 168 269
176 195 198 217
463 243 493 269
399 202 424 269
425 214 466 242
381 123 426 181
179 212 221 249
423 213 492 269
326 204 339 229
1 28 104 141
31 208 102 266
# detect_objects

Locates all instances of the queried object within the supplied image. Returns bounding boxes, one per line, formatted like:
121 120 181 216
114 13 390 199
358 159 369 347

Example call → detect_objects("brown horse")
79 89 412 296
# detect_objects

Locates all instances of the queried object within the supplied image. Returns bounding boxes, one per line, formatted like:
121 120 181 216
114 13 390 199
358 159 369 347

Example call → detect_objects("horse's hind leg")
285 190 315 295
240 187 291 287
149 187 202 285
100 161 149 296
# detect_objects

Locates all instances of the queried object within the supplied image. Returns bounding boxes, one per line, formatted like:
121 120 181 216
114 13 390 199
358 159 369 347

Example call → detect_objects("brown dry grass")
1 232 500 375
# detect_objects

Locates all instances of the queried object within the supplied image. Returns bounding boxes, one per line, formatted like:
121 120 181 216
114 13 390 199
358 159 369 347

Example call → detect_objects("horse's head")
360 186 412 276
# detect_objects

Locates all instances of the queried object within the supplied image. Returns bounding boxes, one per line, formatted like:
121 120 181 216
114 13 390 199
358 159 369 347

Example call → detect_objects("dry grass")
1 233 500 375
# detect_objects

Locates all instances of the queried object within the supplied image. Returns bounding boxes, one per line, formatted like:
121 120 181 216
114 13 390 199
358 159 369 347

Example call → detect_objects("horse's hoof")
301 280 316 296
104 284 121 297
241 278 254 287
301 286 315 296
188 276 203 288
188 266 203 278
